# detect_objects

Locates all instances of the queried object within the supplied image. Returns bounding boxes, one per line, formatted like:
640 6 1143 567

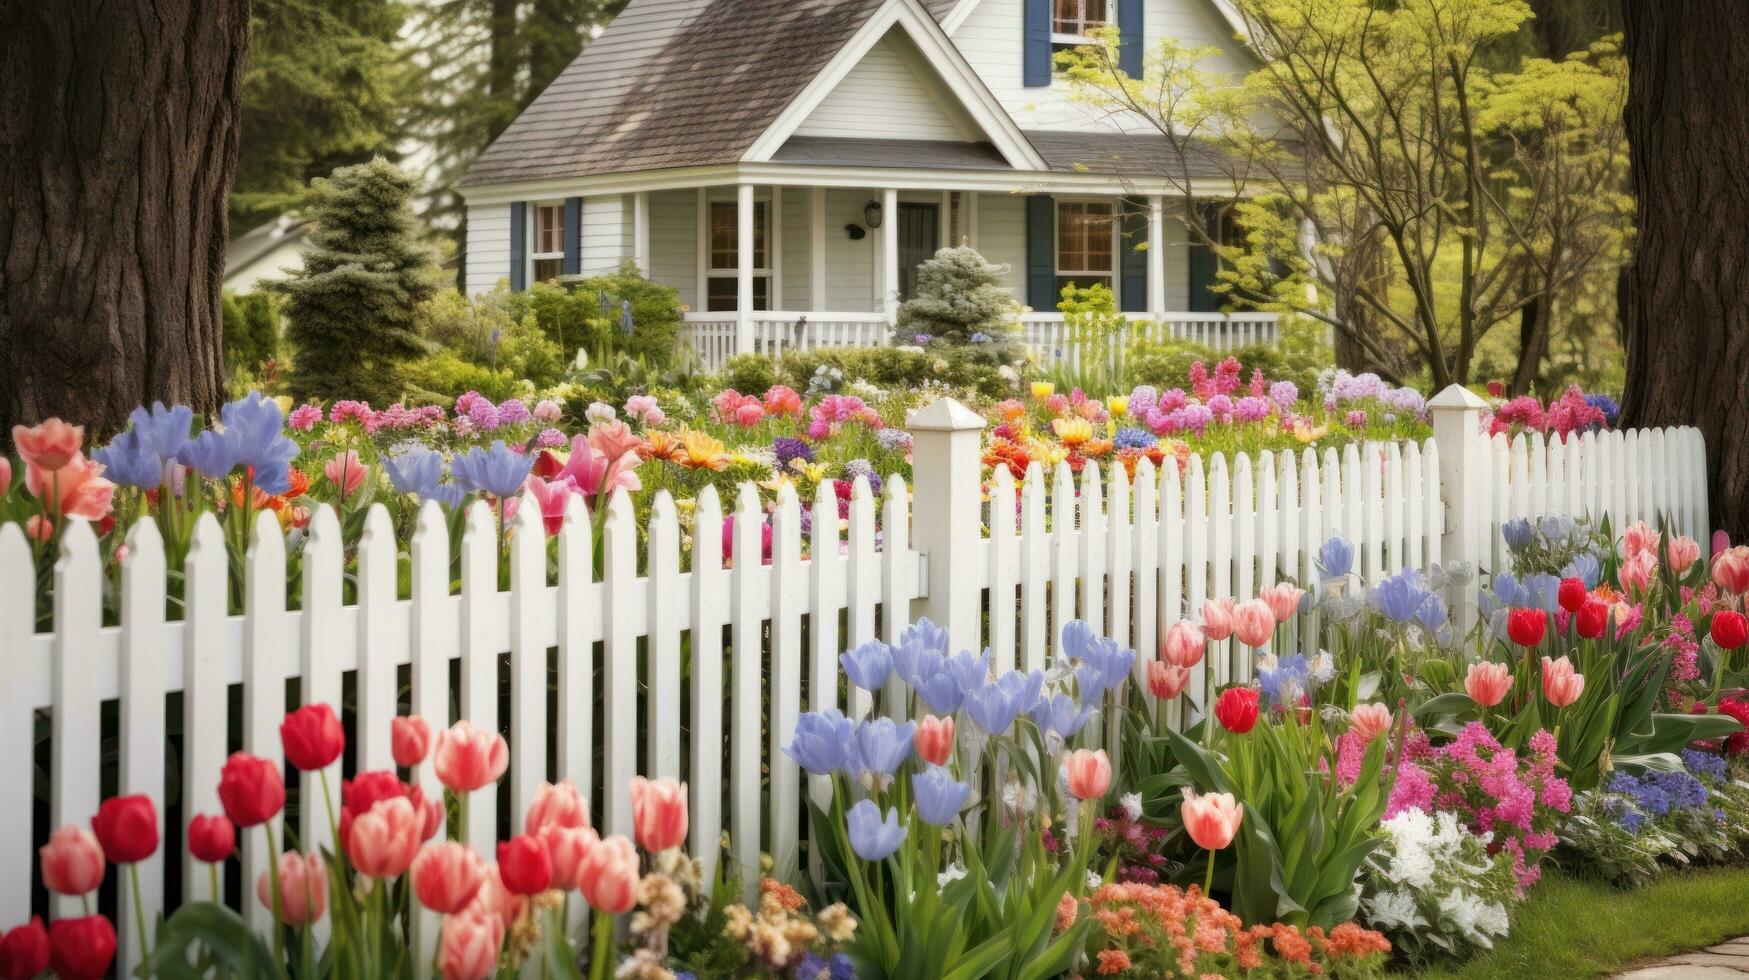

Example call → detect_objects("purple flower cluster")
773 436 814 469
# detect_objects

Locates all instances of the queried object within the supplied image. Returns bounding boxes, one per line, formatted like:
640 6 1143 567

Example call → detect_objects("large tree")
1620 3 1749 540
0 0 248 438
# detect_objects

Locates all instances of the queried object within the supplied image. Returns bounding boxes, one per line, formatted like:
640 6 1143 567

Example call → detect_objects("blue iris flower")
1030 692 1095 740
847 800 906 860
1370 568 1432 623
1522 572 1562 613
1538 515 1577 545
1563 553 1602 589
130 402 194 462
854 718 915 777
1491 572 1532 609
1112 427 1157 451
1316 536 1355 580
963 669 1043 736
840 640 894 692
1500 517 1533 553
1414 593 1449 632
94 428 164 489
784 710 856 775
905 617 949 656
1257 654 1310 707
451 440 533 498
176 392 299 494
911 765 970 825
943 648 990 693
383 447 443 495
905 651 964 713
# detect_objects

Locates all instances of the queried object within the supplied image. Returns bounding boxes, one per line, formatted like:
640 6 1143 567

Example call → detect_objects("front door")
897 203 940 302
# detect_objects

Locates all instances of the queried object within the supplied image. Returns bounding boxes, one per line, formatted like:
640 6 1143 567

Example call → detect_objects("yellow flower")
1030 381 1056 400
1052 416 1094 447
1291 420 1329 444
791 460 829 483
1106 396 1128 418
678 430 730 470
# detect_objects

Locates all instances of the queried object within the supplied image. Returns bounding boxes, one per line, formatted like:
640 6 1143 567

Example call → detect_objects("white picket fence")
0 386 1710 975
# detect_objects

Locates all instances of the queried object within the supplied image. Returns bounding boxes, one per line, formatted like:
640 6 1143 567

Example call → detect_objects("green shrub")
400 350 525 405
1128 317 1328 397
717 354 782 395
893 245 1023 365
415 286 568 392
773 346 1015 400
511 263 684 367
221 290 282 376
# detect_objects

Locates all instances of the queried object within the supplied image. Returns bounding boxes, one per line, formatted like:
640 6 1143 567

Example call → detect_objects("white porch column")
737 184 756 354
965 192 979 249
633 191 650 275
939 191 953 249
810 187 827 312
695 187 709 312
881 187 899 321
771 187 784 308
1148 195 1167 316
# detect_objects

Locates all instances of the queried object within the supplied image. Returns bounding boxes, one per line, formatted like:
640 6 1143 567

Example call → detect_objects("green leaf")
148 902 281 980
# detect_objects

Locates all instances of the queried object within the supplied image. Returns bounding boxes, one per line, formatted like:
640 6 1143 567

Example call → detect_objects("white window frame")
1054 197 1120 301
1051 0 1114 44
529 200 565 283
705 196 772 312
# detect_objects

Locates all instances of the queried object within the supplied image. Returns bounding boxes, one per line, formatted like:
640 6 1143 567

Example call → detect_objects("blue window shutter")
1188 202 1223 313
562 197 582 275
1118 0 1143 77
1120 199 1148 313
1024 0 1051 87
1025 195 1057 311
509 202 527 292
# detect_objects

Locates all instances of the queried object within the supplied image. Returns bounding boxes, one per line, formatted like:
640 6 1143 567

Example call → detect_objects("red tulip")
523 779 590 836
629 776 688 853
1214 687 1260 734
1506 608 1546 648
1063 748 1112 800
0 459 10 498
0 917 49 979
187 814 236 864
1713 611 1749 651
348 796 423 880
433 721 509 793
91 794 157 864
1575 599 1609 640
1557 577 1588 613
496 835 552 896
47 915 114 980
914 715 955 767
577 835 639 914
281 704 344 772
437 905 505 980
39 825 105 896
392 715 433 769
340 770 436 846
412 842 487 914
218 752 285 828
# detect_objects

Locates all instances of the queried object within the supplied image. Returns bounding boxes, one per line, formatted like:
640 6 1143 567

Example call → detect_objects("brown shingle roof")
1025 130 1237 179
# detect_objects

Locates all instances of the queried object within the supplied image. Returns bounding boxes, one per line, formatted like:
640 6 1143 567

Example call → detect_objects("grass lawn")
1394 863 1749 979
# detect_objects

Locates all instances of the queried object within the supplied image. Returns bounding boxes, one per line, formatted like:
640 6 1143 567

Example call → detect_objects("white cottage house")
458 0 1279 368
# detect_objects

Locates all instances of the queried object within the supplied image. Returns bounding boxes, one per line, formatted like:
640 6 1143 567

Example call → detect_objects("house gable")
794 30 982 143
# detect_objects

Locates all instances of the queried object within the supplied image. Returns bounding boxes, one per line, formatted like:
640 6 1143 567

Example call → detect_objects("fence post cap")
1427 384 1488 411
906 397 986 432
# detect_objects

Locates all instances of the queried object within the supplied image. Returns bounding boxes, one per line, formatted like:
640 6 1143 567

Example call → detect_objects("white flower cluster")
1360 808 1516 962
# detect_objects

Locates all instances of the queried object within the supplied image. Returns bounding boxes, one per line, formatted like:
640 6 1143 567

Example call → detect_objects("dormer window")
1052 0 1109 41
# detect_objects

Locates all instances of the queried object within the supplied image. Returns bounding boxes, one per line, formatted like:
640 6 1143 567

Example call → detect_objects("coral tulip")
1214 687 1260 734
1200 598 1236 641
323 451 368 502
539 825 598 892
1667 536 1701 574
0 458 10 498
1575 599 1609 640
434 721 509 793
187 814 235 864
1465 662 1513 708
437 905 505 980
496 835 552 896
1180 790 1243 851
258 852 327 926
1231 599 1276 648
12 419 83 472
280 703 345 772
1619 550 1658 595
914 715 955 767
348 796 422 880
629 776 688 853
1541 656 1586 708
1349 703 1393 744
1163 619 1205 668
39 825 105 896
47 915 114 980
1147 660 1190 701
392 715 433 769
1506 608 1546 648
1714 547 1749 596
1063 748 1112 801
578 834 639 915
524 778 590 836
411 841 487 914
468 864 528 931
25 452 115 521
92 794 157 864
1621 520 1660 560
1259 583 1306 623
0 917 49 979
1712 611 1749 651
218 752 286 828
1557 577 1588 614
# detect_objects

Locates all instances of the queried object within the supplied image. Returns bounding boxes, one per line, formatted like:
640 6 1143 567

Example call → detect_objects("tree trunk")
1621 1 1749 541
0 1 246 440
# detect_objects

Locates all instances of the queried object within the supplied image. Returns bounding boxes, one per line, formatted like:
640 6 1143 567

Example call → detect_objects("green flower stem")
587 906 614 980
209 863 221 903
264 822 284 967
130 863 154 976
1203 848 1216 898
319 770 339 857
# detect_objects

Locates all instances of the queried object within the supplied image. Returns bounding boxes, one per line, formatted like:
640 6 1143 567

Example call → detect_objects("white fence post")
907 397 987 657
1428 384 1488 629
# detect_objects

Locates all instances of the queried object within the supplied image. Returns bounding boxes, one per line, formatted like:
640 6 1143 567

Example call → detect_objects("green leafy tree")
276 159 438 402
220 291 282 375
893 246 1023 364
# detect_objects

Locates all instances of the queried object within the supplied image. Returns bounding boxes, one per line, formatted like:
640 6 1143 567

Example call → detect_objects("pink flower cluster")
806 395 883 440
293 400 449 435
1487 385 1607 439
1189 357 1244 400
710 385 804 428
1387 723 1569 892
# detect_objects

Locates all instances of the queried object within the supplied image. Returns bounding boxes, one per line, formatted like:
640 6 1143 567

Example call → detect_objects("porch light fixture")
863 200 883 228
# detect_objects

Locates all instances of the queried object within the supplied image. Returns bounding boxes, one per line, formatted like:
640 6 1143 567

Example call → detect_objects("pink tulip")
1163 619 1205 668
1200 597 1236 641
1714 546 1749 596
1715 530 1732 556
39 826 105 896
323 451 368 502
25 452 114 521
1666 536 1701 574
1063 748 1112 801
471 863 528 930
539 825 598 891
12 419 83 472
1619 550 1658 595
0 457 11 496
557 434 641 502
1464 662 1513 708
348 796 422 880
733 403 765 428
1180 789 1243 851
1258 583 1305 624
1621 521 1660 561
577 834 639 915
1349 703 1393 744
1231 599 1276 649
629 776 688 853
915 715 955 767
1541 655 1586 708
258 852 327 926
1147 660 1190 700
411 841 486 914
433 721 509 793
524 779 590 836
392 715 432 769
438 905 505 980
587 420 644 465
521 475 576 536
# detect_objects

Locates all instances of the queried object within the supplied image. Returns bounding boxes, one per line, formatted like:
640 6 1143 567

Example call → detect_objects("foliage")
1360 808 1521 964
408 287 568 402
772 346 1017 402
276 158 439 403
1557 749 1749 886
510 264 685 368
892 245 1024 366
1128 319 1329 402
1053 283 1128 394
221 290 282 377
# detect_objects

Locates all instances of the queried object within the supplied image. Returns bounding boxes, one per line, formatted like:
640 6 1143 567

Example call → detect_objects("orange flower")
641 430 686 463
1081 438 1113 458
285 468 311 499
1095 949 1131 975
760 877 805 912
231 477 280 512
676 431 729 471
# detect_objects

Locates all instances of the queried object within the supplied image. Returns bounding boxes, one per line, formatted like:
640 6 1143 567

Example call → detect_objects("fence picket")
729 485 764 896
649 493 684 783
509 492 549 825
0 526 27 924
769 485 805 882
1131 458 1159 677
299 506 344 866
809 480 845 810
118 517 167 973
1208 455 1233 688
1183 455 1208 707
1107 462 1132 654
845 477 878 719
357 505 399 773
1232 454 1255 683
1051 462 1077 647
688 487 726 886
603 490 640 842
183 514 229 906
1020 464 1050 672
409 502 452 964
989 467 1019 675
242 510 287 932
458 502 500 854
1078 461 1106 638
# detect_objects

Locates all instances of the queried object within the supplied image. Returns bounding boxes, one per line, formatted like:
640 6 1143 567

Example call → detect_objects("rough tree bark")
1620 2 1749 541
0 1 248 440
